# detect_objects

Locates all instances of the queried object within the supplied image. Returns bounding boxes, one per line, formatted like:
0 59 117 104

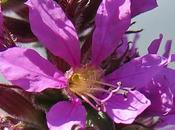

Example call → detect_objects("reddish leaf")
0 84 48 130
4 16 37 43
2 0 25 11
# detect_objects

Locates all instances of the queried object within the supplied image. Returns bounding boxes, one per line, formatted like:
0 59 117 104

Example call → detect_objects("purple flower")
106 34 175 117
0 0 161 129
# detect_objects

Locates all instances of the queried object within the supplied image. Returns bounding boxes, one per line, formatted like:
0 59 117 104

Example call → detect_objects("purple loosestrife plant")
0 0 166 130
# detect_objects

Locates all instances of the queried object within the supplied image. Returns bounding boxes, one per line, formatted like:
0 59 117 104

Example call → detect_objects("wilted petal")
92 0 131 65
163 40 172 58
131 0 158 17
106 90 150 124
26 0 81 67
129 33 140 56
116 35 128 56
47 101 86 130
105 54 169 89
148 34 163 54
0 47 67 92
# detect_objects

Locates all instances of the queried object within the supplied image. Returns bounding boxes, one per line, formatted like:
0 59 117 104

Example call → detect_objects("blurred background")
0 0 175 82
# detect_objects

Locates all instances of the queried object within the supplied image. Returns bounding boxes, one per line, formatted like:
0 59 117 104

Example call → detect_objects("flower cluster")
0 0 175 130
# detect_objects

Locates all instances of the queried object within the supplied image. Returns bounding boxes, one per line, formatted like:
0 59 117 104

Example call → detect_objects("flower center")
69 66 102 95
67 65 126 111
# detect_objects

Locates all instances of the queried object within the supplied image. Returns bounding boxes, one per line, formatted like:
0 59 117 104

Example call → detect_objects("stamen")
85 79 119 88
84 93 102 104
101 87 121 103
90 87 110 93
76 93 99 111
68 66 133 112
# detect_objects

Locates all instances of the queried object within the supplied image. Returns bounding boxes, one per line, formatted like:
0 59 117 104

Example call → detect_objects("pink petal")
47 101 86 130
0 47 67 92
131 0 158 17
105 54 169 89
106 90 150 124
91 0 131 65
148 34 163 54
26 0 81 67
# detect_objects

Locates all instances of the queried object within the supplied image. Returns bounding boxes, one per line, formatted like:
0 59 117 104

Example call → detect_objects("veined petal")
105 54 169 89
26 0 81 67
91 0 131 65
131 0 158 17
0 47 67 92
143 74 174 116
47 101 86 130
106 90 150 124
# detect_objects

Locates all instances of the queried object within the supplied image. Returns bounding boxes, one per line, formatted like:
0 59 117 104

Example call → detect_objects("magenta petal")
47 101 86 130
148 34 163 54
131 0 158 17
106 90 150 124
0 47 67 92
143 73 174 116
26 0 81 67
105 54 169 89
91 0 131 65
161 68 175 95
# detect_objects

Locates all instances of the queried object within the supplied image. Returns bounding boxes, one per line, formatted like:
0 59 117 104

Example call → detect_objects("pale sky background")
0 0 175 82
133 0 175 55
